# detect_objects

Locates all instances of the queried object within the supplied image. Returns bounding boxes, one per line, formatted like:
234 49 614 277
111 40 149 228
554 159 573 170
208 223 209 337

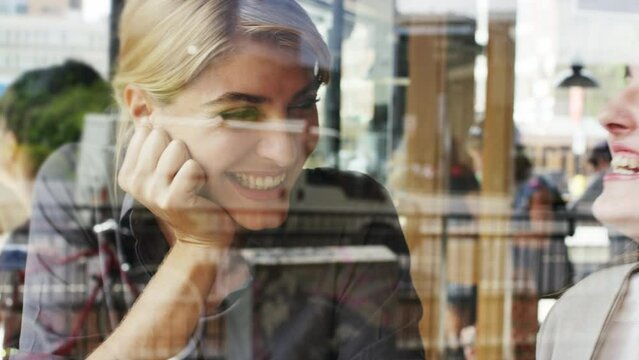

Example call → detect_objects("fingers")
156 140 190 184
119 125 151 176
119 127 173 192
171 159 207 197
137 129 171 173
116 124 235 245
119 126 203 199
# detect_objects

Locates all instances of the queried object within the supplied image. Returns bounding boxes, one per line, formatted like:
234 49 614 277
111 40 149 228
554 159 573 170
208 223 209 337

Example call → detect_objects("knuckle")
117 172 129 189
128 183 144 199
132 166 147 179
129 172 142 186
164 192 181 208
142 186 156 202
157 197 172 211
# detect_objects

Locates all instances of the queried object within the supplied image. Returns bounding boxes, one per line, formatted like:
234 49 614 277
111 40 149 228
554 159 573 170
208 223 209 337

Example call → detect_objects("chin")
230 207 289 231
593 192 639 241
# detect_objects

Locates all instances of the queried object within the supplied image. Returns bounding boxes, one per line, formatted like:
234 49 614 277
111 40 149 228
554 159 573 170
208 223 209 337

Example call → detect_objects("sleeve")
19 145 109 358
332 172 425 360
536 295 562 360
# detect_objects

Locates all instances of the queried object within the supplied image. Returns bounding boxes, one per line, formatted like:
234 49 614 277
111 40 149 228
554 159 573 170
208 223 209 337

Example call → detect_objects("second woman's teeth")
232 173 286 190
611 156 639 174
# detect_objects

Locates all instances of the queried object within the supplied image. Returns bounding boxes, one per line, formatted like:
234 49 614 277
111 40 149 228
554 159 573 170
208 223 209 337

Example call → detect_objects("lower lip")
227 175 286 201
604 172 639 181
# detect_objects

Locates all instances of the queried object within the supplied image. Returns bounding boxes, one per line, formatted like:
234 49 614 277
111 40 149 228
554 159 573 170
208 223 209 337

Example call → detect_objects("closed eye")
218 107 263 122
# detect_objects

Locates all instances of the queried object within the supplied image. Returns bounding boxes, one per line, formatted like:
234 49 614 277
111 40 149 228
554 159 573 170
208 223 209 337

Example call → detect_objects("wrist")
173 228 233 247
172 239 226 264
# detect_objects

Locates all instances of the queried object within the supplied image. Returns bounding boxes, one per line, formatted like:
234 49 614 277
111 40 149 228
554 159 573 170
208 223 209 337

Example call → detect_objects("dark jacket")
18 144 425 360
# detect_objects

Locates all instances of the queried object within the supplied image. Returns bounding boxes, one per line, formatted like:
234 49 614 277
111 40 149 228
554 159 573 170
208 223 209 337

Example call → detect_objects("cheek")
165 128 244 176
593 183 624 221
593 182 639 240
303 114 320 155
592 192 612 224
304 134 319 157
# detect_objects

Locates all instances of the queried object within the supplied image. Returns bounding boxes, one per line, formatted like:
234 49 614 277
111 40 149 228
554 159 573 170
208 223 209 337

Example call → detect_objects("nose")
600 85 639 137
256 129 299 167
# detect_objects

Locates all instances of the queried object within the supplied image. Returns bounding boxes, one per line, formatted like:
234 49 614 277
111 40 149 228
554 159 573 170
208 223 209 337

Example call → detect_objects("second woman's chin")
593 188 639 242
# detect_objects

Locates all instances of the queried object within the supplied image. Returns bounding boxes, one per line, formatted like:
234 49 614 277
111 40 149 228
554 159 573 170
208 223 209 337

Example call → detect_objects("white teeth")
612 155 639 175
232 173 286 190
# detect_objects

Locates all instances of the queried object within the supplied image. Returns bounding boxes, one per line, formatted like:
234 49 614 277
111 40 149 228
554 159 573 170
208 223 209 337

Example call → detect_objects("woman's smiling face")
149 39 321 230
593 71 639 240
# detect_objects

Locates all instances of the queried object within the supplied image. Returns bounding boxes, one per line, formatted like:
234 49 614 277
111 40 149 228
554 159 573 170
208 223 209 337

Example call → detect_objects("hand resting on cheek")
117 124 235 248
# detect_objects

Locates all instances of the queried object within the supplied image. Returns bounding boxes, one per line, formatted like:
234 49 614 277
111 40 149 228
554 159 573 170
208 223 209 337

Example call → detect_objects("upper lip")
611 143 639 156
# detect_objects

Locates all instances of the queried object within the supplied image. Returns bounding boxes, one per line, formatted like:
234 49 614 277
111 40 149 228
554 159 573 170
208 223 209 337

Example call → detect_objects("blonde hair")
112 0 331 166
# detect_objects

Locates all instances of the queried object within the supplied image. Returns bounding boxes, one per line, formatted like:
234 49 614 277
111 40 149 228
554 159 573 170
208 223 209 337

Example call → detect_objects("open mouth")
228 172 286 191
611 155 639 175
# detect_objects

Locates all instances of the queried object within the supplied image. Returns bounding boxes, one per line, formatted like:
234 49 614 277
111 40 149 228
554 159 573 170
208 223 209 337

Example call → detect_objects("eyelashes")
216 96 321 122
219 107 261 122
291 97 321 108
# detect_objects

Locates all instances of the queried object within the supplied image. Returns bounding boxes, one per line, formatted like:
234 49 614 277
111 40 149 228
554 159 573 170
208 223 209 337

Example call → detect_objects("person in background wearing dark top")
0 60 111 350
511 146 573 359
17 1 424 359
445 140 480 360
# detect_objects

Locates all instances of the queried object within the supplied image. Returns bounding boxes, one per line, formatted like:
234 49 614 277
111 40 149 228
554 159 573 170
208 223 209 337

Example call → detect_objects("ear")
123 85 154 123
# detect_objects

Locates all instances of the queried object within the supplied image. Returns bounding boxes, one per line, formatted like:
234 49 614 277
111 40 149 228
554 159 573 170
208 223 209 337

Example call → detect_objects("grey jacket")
537 262 639 359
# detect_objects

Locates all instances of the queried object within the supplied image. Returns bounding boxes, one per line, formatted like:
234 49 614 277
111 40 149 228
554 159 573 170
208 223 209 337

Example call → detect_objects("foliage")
0 60 113 173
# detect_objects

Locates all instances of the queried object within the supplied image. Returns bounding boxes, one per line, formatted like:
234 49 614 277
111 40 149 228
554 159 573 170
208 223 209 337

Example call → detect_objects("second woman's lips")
611 143 639 156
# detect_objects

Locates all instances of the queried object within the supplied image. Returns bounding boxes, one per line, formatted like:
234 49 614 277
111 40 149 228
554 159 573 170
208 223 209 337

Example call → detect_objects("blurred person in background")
512 146 573 359
17 1 424 359
538 67 639 359
0 60 110 349
0 60 111 239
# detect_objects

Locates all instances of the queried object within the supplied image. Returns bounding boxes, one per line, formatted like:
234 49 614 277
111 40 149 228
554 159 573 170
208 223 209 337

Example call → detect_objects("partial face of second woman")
594 67 639 240
127 39 321 231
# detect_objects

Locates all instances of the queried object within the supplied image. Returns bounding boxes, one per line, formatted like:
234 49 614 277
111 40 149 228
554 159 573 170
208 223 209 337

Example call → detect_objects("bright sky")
82 0 111 22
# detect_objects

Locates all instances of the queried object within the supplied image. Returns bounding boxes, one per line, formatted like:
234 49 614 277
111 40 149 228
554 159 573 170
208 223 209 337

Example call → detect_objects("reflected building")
0 0 26 14
0 2 107 95
27 0 80 15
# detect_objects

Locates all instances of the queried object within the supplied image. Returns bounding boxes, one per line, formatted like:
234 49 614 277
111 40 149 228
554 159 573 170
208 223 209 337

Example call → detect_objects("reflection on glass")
2 0 639 359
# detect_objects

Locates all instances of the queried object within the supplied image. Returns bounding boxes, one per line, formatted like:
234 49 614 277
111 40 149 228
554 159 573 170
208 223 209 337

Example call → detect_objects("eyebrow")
203 93 268 107
202 79 321 108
